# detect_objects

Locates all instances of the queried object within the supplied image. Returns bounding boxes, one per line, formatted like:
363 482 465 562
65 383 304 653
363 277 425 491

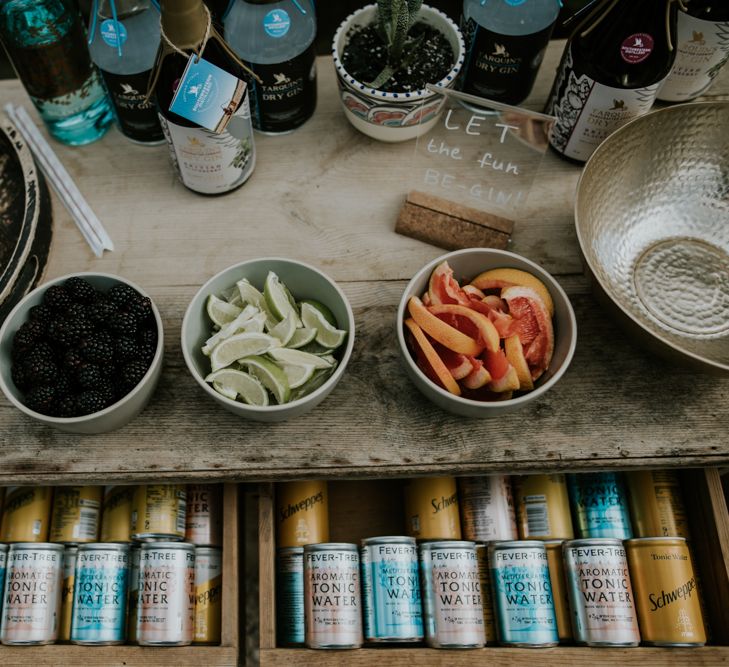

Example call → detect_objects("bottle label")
546 46 662 161
658 13 729 102
100 19 128 49
248 45 317 132
33 69 108 120
159 93 256 195
461 17 555 105
100 69 163 143
620 33 654 64
264 9 291 38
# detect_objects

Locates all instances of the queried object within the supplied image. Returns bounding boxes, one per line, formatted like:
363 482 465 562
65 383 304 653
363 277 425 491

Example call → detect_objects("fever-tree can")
563 538 640 646
193 546 222 644
100 486 135 542
489 541 558 647
131 485 187 542
544 540 572 643
625 537 706 646
458 476 518 542
419 541 485 648
276 547 304 646
567 473 633 539
0 487 53 543
58 545 78 642
474 543 497 643
277 481 329 548
404 477 461 540
0 544 7 618
514 475 573 540
186 485 223 547
50 486 102 544
626 471 690 539
360 536 422 643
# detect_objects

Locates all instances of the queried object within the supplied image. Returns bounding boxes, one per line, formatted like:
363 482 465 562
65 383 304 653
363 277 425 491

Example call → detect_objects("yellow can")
131 484 187 541
49 486 102 543
194 546 222 644
58 545 78 642
100 485 136 542
514 474 574 540
625 537 706 646
404 477 461 540
185 484 223 546
276 480 329 548
626 471 690 539
0 486 52 542
474 543 497 643
544 540 573 642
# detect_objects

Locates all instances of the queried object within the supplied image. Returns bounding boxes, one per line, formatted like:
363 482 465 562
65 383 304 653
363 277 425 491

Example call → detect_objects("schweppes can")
193 546 222 644
0 486 53 542
100 485 135 542
185 485 223 547
276 481 329 548
625 537 706 646
49 486 102 544
59 545 78 642
404 477 461 540
131 485 187 541
514 474 574 540
544 540 573 642
474 543 497 643
626 471 690 539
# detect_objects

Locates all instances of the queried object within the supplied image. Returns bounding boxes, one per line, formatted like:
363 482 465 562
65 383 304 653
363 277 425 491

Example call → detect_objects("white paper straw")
3 103 114 257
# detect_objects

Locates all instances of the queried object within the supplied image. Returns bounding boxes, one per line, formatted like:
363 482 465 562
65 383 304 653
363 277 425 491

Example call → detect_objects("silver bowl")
575 102 729 374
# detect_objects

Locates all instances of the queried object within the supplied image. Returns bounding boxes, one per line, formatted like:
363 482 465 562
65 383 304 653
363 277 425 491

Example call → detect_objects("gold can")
185 484 223 546
194 546 222 644
49 486 102 543
58 545 78 642
514 474 574 540
626 471 690 539
404 477 461 540
100 485 135 542
0 486 52 542
625 537 706 646
544 540 573 642
276 480 329 548
474 543 497 643
131 484 187 541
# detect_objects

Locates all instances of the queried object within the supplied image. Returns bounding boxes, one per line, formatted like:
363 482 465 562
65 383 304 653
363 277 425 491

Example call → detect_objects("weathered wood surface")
0 44 727 484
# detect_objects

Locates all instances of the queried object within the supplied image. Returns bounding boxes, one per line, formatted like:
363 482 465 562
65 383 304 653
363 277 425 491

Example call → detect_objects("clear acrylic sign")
413 86 555 218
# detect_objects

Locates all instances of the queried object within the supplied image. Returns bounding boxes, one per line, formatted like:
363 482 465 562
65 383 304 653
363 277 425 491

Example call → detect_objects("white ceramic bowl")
0 272 164 434
396 249 577 417
181 258 355 423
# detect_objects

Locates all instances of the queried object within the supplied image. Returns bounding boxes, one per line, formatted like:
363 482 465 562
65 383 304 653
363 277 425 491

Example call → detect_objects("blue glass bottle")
0 0 113 145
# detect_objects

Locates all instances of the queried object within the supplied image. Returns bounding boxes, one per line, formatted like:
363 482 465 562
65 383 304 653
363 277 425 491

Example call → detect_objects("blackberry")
24 355 59 387
66 303 87 320
79 333 114 365
54 394 79 418
127 295 153 322
12 319 46 357
114 336 141 362
43 284 72 313
11 363 30 391
108 283 139 308
96 380 116 406
48 318 95 347
65 277 97 304
24 385 58 415
120 359 148 391
87 297 117 326
76 390 107 415
138 342 156 365
76 363 103 390
29 304 53 324
138 328 157 347
63 349 85 372
109 311 138 337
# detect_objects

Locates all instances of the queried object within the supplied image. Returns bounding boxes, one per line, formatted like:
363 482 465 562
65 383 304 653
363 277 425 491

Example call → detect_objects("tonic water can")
514 475 573 540
131 485 187 541
70 543 129 644
563 538 640 646
58 545 78 642
458 476 518 542
100 486 136 542
186 484 223 547
419 540 485 648
625 537 706 646
404 477 461 540
304 543 362 649
276 546 304 646
0 542 63 645
0 487 52 543
50 486 102 544
544 540 572 642
626 471 690 539
567 473 633 539
193 546 222 644
474 543 498 643
361 536 422 643
137 542 195 646
277 481 329 548
489 540 558 647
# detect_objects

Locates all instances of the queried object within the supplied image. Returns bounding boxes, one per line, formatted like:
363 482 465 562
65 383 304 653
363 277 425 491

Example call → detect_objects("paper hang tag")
169 55 247 134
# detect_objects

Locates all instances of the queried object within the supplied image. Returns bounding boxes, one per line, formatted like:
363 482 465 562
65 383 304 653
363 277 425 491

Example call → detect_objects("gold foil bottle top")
160 0 208 50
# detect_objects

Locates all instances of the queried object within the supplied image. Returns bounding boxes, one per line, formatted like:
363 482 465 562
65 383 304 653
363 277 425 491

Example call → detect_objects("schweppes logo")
280 492 324 521
431 493 458 514
649 577 697 612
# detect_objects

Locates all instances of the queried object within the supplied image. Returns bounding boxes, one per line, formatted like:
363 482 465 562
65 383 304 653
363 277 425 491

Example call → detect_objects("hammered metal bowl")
576 102 729 374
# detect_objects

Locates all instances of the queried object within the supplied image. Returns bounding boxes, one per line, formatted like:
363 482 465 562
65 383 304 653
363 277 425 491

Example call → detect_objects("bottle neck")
99 0 152 17
160 0 207 49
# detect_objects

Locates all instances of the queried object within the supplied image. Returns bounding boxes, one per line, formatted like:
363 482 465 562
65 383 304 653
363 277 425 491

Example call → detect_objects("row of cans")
275 471 690 547
276 536 705 649
0 541 222 646
0 484 222 546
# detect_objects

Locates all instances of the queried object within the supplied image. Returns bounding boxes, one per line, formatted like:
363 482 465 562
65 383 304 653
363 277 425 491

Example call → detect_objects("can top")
624 537 687 546
542 540 565 546
277 546 304 555
0 543 8 553
361 536 416 547
304 543 358 552
489 540 546 550
140 541 195 552
8 542 65 552
195 546 223 556
78 543 130 553
564 538 625 549
419 540 476 551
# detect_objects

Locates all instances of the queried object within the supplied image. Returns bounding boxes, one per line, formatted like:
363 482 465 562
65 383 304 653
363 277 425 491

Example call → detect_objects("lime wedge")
264 272 302 326
237 278 278 329
268 347 333 370
301 302 347 349
298 340 335 356
202 305 260 356
300 299 336 326
207 294 242 327
239 355 291 404
268 312 298 346
223 287 243 307
210 332 280 371
281 363 316 389
287 327 317 349
206 368 269 406
290 367 335 402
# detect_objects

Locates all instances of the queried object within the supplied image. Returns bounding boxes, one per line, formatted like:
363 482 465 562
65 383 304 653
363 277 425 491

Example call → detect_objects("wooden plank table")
1 43 728 485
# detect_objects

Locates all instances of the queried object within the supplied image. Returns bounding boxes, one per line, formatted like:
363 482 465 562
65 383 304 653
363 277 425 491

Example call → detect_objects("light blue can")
276 547 304 646
567 473 633 539
361 537 423 642
490 540 559 646
70 543 129 645
0 544 7 617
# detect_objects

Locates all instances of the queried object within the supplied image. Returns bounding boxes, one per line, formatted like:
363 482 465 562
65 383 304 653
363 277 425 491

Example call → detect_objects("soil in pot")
341 23 454 93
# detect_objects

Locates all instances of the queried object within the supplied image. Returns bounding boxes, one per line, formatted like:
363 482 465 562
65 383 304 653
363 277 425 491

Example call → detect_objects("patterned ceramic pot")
332 4 465 143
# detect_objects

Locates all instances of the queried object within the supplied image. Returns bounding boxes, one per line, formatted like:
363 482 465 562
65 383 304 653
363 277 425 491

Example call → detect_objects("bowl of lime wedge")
181 258 355 422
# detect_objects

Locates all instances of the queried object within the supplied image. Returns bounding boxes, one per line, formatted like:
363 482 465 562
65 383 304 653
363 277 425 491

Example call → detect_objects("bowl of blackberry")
0 273 163 434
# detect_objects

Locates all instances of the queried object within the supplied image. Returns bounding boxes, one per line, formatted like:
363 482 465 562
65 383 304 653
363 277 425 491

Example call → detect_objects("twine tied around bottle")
87 0 124 58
